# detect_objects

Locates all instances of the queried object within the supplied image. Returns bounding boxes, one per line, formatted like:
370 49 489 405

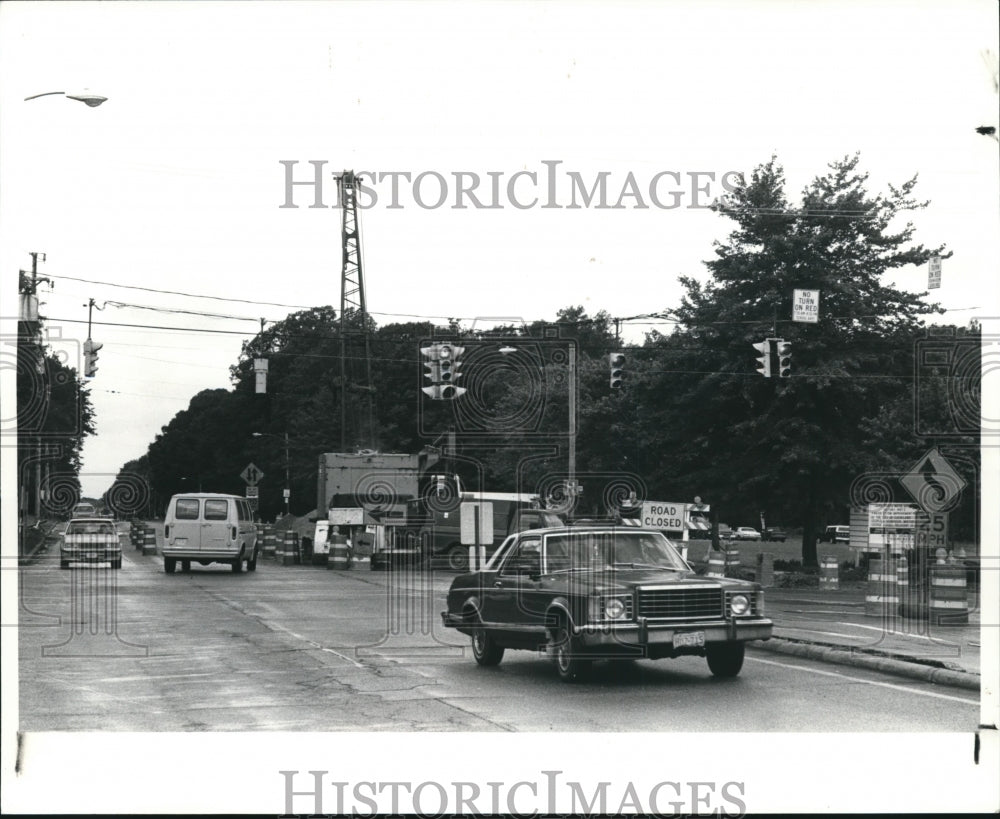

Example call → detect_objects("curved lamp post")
24 90 108 107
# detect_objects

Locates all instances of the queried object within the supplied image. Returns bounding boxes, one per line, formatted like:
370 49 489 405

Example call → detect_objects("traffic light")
775 339 792 378
752 340 771 378
421 342 467 400
83 338 102 378
609 352 625 389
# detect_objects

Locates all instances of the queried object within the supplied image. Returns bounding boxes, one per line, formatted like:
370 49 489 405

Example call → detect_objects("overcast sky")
2 1 998 811
1 1 997 499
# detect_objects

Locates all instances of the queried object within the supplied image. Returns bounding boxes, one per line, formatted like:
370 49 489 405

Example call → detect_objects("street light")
252 431 290 517
17 88 107 557
24 90 108 107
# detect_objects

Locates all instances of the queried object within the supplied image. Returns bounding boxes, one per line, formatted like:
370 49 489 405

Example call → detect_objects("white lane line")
264 620 365 668
746 655 979 705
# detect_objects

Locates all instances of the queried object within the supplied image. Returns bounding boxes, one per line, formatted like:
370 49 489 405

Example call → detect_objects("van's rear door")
201 498 231 551
170 497 203 549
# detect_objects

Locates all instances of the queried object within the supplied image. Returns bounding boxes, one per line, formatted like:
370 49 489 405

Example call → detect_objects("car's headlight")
604 597 627 620
729 594 750 616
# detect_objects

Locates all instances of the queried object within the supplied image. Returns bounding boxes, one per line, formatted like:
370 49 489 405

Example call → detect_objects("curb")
753 636 980 691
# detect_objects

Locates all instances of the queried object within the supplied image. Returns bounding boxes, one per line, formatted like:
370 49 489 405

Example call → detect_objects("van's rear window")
204 499 229 520
174 499 200 519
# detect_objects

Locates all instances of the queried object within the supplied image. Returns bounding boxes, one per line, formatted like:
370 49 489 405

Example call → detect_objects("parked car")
717 524 734 541
734 527 762 541
762 527 788 542
823 525 850 544
441 525 773 682
61 518 122 569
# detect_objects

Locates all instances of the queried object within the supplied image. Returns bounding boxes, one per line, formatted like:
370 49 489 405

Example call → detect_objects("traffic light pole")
568 344 576 491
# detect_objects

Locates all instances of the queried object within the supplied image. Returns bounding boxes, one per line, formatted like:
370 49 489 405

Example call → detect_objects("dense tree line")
111 155 980 563
16 281 96 518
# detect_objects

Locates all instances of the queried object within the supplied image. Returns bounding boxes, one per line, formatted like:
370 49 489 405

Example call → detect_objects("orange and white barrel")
706 551 726 578
724 548 741 573
281 531 296 566
864 558 898 617
327 536 351 570
819 556 839 591
262 526 277 558
142 526 158 556
929 564 968 625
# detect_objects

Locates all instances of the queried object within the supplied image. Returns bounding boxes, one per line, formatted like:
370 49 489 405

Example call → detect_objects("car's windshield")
67 522 115 536
545 531 689 573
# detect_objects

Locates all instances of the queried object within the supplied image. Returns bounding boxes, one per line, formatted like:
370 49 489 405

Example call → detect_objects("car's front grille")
637 586 725 620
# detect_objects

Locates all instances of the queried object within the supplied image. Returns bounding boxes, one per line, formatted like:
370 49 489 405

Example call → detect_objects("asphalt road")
16 532 979 733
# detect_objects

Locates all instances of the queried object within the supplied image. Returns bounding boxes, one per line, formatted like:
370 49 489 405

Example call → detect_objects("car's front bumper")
574 617 772 647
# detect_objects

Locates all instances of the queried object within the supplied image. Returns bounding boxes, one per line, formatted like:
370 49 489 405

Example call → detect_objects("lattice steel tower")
336 170 375 450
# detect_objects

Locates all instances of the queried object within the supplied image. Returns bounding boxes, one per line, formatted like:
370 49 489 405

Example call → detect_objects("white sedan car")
734 527 762 541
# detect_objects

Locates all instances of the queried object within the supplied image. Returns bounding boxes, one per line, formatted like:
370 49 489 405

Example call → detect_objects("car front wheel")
164 557 176 573
706 641 745 678
549 619 591 682
471 627 505 666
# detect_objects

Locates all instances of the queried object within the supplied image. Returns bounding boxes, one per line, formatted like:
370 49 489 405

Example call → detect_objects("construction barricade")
706 551 726 578
327 534 351 570
864 557 899 618
142 525 158 556
262 526 277 558
819 556 839 591
281 531 296 566
724 547 741 573
929 563 969 625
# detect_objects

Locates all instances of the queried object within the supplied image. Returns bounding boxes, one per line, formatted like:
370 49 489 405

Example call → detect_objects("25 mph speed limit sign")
640 502 686 531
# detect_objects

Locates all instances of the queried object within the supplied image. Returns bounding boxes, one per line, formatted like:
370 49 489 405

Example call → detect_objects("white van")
162 493 259 574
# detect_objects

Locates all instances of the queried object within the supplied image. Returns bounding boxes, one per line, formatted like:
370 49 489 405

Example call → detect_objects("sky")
1 0 999 812
0 1 997 499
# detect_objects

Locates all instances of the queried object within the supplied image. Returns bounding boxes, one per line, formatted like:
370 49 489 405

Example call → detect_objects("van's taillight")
164 525 169 538
232 526 237 540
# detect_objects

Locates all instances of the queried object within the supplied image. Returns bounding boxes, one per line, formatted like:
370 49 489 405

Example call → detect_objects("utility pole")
284 431 290 517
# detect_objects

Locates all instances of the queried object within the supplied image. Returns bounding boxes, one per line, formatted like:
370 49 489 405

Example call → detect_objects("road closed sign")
640 502 686 531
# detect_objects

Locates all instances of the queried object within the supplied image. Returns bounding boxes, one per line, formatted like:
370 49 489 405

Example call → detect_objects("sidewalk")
755 584 983 691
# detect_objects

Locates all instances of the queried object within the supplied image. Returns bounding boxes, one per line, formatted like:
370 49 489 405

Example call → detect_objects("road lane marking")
264 620 365 668
746 655 979 705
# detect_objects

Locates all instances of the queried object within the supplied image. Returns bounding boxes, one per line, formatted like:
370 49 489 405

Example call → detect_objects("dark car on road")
762 527 788 542
441 526 773 682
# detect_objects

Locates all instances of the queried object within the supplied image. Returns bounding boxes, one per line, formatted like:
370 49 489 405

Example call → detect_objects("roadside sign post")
461 501 493 570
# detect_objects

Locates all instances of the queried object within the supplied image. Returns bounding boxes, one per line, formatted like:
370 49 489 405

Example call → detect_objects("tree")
16 305 95 519
649 154 946 565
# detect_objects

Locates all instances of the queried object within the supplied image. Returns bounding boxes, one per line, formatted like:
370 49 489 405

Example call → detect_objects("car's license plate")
673 631 705 648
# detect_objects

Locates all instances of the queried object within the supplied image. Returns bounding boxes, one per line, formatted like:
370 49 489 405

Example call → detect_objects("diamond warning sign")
900 448 966 514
